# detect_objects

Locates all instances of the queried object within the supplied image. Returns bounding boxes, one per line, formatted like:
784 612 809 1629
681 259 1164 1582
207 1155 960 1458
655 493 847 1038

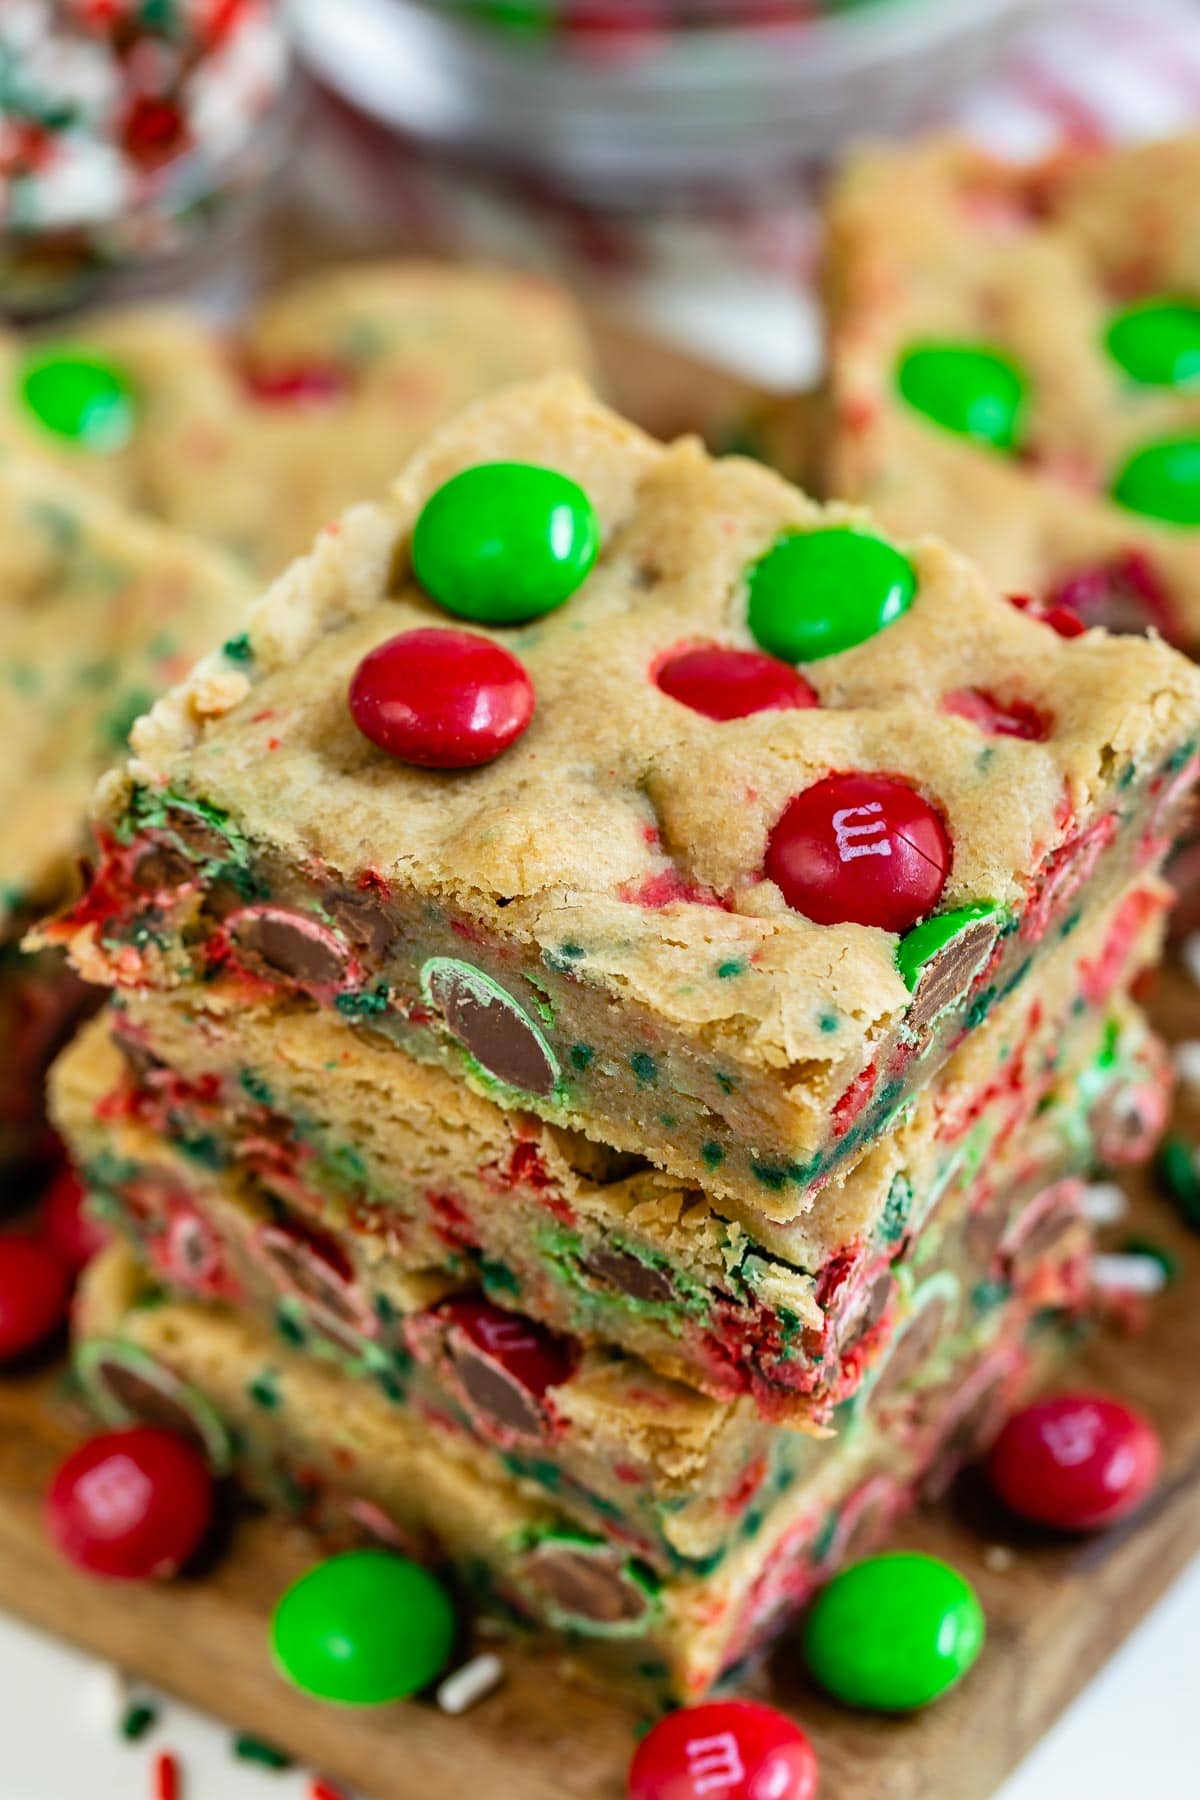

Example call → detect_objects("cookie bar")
39 376 1200 1216
822 134 1200 647
50 876 1167 1426
0 449 252 1169
1 263 590 576
74 1240 1083 1701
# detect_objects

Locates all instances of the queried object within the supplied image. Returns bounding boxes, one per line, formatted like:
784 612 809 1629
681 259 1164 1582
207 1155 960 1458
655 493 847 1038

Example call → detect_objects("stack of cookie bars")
40 357 1200 1702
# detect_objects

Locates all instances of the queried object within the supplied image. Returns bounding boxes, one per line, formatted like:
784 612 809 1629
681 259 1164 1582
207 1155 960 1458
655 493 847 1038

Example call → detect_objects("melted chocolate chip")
132 842 194 892
325 889 398 959
584 1246 674 1305
425 960 558 1096
869 1294 951 1410
522 1545 652 1629
166 810 232 865
231 911 347 986
838 1271 894 1350
1005 1204 1081 1279
963 1198 1009 1273
96 1358 210 1458
907 918 1002 1036
450 1343 546 1440
201 881 249 924
258 1226 366 1333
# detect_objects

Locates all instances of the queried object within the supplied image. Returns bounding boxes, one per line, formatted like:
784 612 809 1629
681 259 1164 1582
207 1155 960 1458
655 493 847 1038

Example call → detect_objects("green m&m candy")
18 348 136 451
1112 436 1200 525
1106 299 1200 389
271 1549 455 1704
412 460 599 625
897 342 1028 451
803 1551 984 1711
747 526 916 662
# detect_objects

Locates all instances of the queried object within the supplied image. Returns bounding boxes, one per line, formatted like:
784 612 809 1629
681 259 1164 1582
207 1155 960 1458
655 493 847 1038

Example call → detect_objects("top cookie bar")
40 375 1200 1215
0 262 590 577
823 134 1200 649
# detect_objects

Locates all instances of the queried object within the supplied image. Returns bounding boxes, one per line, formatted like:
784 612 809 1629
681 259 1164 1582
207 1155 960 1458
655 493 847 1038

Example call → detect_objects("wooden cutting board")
2 961 1200 1800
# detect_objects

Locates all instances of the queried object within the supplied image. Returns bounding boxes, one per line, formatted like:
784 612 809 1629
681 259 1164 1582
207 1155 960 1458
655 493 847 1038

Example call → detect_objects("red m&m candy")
986 1392 1161 1531
943 687 1050 743
436 1298 575 1441
348 627 534 769
655 645 818 722
765 772 951 932
628 1699 818 1800
239 358 351 406
0 1236 72 1362
47 1426 214 1580
39 1164 108 1274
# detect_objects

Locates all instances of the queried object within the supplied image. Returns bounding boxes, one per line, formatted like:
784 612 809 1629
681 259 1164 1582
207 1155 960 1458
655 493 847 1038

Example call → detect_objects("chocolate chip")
450 1342 546 1440
584 1246 674 1305
95 1358 211 1459
1091 1083 1159 1164
906 918 1002 1036
423 959 559 1097
115 1035 165 1082
521 1543 653 1630
1004 1202 1081 1279
324 889 398 959
258 1225 367 1335
231 910 348 986
201 881 249 924
963 1198 1009 1272
165 809 232 865
838 1271 893 1350
132 842 194 892
920 1371 1007 1501
869 1293 951 1410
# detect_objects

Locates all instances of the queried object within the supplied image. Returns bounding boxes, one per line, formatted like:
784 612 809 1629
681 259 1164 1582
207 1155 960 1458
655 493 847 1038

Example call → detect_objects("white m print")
831 802 892 863
685 1731 746 1794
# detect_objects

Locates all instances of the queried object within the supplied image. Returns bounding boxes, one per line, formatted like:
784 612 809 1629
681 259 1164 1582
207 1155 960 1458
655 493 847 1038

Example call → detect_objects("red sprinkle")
309 1782 349 1800
153 1751 181 1800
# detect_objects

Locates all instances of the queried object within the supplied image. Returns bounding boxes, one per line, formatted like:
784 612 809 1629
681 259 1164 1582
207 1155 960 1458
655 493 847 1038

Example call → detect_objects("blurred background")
4 0 1199 391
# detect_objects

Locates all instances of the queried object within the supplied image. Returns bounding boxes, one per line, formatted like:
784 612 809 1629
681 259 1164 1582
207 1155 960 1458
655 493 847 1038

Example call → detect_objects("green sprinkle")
119 1700 158 1742
818 1012 840 1034
248 1372 280 1410
714 1071 737 1095
559 943 585 959
569 1043 594 1071
232 1734 293 1770
335 984 391 1018
716 959 745 979
222 631 254 663
630 1051 658 1086
701 1141 726 1169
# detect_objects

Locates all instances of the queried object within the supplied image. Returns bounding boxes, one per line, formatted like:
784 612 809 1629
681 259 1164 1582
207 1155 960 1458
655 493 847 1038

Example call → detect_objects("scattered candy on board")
46 1426 214 1581
628 1699 819 1800
271 1550 456 1704
0 1235 72 1363
986 1393 1162 1532
803 1551 985 1712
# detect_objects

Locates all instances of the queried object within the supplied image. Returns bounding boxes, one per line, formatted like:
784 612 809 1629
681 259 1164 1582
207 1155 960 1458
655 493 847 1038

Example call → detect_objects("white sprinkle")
82 1661 128 1733
436 1653 504 1716
1080 1181 1128 1226
1092 1252 1168 1296
1174 1040 1200 1087
983 1545 1014 1573
1182 934 1200 989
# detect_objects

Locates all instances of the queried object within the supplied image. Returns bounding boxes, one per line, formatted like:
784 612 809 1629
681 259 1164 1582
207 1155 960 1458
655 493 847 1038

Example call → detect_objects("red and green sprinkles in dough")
17 346 137 451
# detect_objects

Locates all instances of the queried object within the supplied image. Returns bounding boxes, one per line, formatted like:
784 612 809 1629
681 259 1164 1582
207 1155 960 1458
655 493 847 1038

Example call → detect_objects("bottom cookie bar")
75 1241 1085 1701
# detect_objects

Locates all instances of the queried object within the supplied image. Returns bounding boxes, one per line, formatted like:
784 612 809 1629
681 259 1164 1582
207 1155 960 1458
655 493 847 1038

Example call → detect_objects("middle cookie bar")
53 879 1167 1431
